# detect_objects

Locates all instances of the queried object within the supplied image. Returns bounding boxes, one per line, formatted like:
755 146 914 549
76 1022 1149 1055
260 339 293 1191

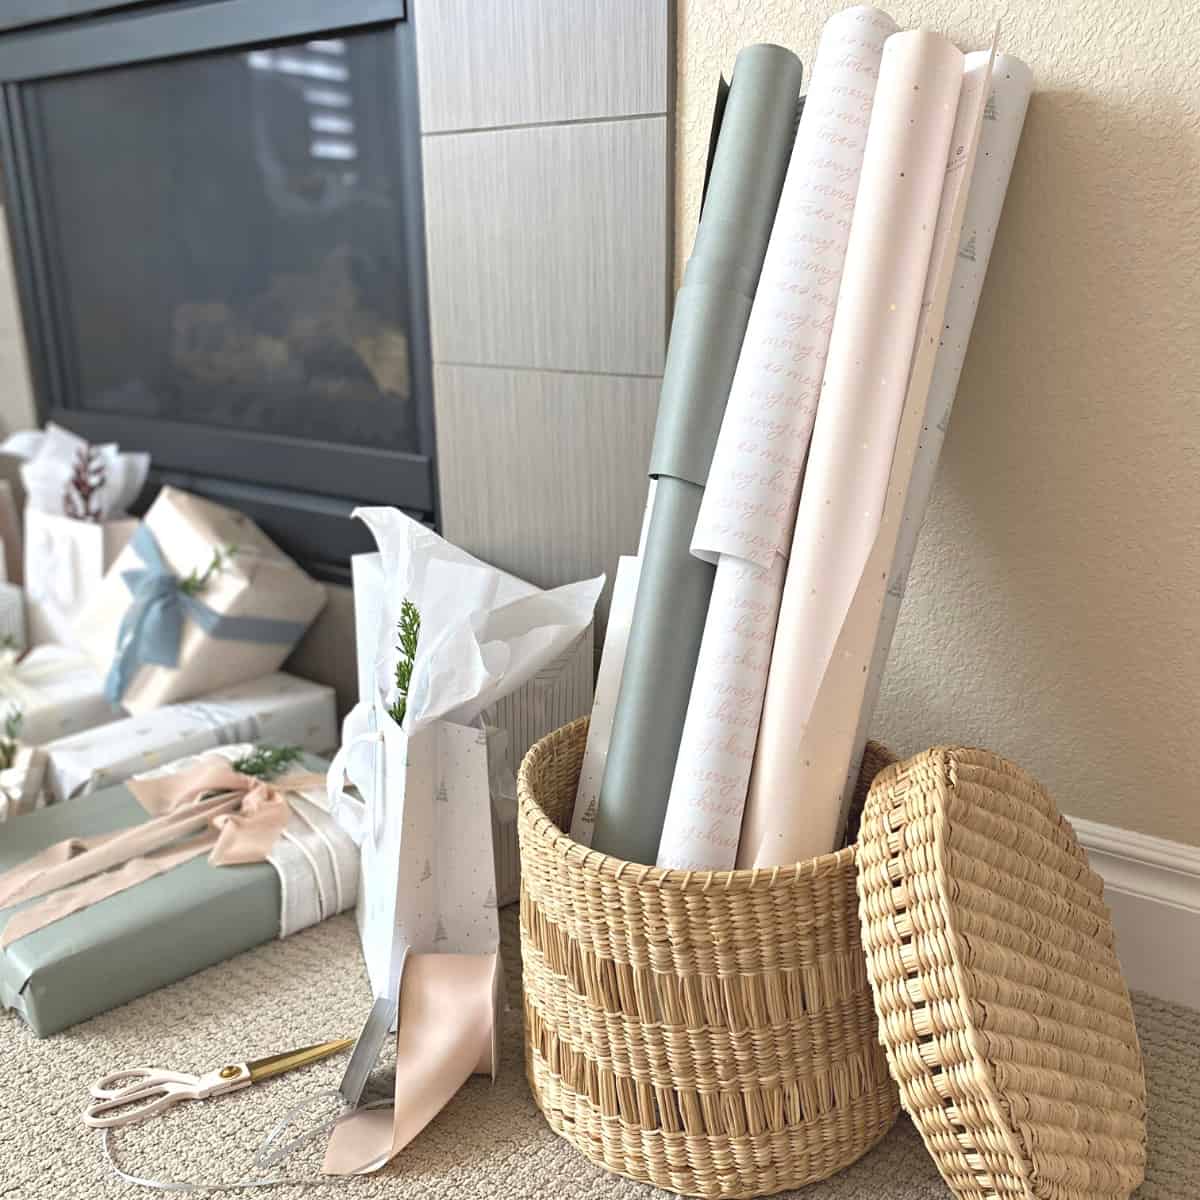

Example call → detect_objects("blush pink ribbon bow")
0 756 325 947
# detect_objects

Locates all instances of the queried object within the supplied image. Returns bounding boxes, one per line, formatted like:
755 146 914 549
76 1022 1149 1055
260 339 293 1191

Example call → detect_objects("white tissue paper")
9 424 149 519
329 508 603 999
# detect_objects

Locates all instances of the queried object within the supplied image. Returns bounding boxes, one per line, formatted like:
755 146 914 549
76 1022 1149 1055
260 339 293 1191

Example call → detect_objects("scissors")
82 1038 354 1130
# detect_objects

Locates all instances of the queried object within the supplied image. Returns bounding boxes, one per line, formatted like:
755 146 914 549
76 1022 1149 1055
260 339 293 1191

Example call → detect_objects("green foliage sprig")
180 543 239 596
0 706 23 771
387 600 421 727
232 744 303 780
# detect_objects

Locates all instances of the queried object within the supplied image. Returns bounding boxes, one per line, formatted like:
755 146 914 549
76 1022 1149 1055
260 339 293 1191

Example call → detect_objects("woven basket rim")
516 715 860 893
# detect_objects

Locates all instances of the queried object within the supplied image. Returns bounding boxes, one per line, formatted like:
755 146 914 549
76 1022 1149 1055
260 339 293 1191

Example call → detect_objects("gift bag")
0 746 46 822
328 703 496 1000
24 509 137 647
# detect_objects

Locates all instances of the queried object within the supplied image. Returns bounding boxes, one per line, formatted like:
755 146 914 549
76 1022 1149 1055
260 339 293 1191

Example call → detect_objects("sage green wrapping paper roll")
591 44 803 864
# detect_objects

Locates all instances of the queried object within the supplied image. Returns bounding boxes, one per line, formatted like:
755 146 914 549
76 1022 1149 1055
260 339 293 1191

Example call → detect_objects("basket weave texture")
517 717 900 1199
856 747 1147 1200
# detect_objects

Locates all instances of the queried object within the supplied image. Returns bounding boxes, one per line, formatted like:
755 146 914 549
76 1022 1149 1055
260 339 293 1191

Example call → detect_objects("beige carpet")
1 910 1195 1199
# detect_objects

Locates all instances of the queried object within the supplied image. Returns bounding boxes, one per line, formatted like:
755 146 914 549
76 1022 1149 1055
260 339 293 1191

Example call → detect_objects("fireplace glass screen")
29 29 419 451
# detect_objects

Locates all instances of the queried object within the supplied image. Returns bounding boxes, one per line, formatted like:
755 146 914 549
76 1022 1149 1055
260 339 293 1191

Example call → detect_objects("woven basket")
856 748 1147 1200
517 717 900 1199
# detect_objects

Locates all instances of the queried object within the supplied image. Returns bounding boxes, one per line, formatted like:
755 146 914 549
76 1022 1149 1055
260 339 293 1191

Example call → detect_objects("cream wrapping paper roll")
655 6 898 870
741 35 997 868
841 53 1032 814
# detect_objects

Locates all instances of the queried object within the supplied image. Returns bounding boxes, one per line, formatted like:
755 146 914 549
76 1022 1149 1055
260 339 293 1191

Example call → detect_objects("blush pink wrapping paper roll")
655 6 897 870
740 30 990 868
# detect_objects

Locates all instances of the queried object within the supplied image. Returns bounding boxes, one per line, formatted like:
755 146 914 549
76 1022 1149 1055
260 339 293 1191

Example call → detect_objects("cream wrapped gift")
75 486 326 714
0 581 24 651
1 644 122 745
42 671 337 804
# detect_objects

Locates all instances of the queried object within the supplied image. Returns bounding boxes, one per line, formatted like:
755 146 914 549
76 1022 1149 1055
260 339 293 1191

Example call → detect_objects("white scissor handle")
83 1064 251 1129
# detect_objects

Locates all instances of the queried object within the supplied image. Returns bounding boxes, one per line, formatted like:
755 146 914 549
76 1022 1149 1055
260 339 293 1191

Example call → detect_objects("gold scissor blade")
246 1037 355 1084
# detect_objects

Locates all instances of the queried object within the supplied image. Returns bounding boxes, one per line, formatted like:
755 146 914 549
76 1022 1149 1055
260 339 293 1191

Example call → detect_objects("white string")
97 1093 395 1193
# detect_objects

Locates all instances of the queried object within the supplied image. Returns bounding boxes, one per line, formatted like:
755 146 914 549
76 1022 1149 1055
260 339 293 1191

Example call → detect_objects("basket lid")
854 747 1147 1200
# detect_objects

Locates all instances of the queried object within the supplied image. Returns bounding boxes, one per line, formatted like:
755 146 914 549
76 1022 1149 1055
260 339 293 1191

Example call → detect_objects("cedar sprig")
232 744 303 779
387 599 421 727
180 543 239 596
0 706 22 771
63 444 107 522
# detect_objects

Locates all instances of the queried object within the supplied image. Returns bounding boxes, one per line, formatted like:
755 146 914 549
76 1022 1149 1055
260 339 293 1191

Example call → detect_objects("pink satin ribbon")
0 756 325 947
323 952 501 1175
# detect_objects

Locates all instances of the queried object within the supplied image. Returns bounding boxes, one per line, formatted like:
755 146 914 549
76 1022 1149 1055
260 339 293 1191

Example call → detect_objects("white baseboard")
1071 816 1200 1010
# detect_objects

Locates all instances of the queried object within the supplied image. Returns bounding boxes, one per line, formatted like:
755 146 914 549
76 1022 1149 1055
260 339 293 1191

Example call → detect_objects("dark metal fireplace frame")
0 0 436 580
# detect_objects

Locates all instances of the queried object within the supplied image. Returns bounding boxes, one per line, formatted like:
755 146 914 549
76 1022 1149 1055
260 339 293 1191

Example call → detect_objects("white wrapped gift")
24 509 137 647
1 644 122 746
0 581 24 651
352 550 595 905
76 487 326 714
0 746 47 821
43 671 338 804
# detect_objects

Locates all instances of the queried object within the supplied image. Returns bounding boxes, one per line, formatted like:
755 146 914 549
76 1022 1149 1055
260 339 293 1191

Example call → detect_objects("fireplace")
0 1 435 579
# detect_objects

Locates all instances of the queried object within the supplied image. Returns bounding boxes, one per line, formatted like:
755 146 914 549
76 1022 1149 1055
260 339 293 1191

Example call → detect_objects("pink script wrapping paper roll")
655 6 898 870
740 30 988 868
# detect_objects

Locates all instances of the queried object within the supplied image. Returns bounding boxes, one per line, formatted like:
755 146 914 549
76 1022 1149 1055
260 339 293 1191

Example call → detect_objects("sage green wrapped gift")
0 773 292 1037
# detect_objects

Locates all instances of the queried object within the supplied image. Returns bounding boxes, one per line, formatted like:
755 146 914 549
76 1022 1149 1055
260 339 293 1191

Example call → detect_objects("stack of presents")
0 424 596 1036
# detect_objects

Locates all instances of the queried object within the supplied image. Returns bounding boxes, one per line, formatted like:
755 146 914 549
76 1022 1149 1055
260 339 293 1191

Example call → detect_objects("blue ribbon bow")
105 524 310 704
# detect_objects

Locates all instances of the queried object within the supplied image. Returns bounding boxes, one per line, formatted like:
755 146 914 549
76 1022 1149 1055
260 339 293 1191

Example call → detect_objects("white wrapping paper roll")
656 6 898 870
740 30 971 868
841 53 1032 812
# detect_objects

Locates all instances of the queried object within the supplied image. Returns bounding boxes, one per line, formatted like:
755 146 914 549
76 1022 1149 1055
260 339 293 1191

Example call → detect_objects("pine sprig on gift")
0 706 22 771
387 599 421 727
62 444 106 522
232 744 303 779
179 543 239 596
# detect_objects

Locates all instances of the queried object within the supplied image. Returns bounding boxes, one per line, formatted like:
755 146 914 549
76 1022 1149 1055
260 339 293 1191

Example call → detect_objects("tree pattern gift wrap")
74 486 327 714
42 671 338 804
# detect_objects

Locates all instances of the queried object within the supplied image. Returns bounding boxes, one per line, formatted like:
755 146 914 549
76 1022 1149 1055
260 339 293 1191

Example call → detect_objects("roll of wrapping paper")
740 30 987 868
590 44 803 865
840 53 1032 814
655 7 898 870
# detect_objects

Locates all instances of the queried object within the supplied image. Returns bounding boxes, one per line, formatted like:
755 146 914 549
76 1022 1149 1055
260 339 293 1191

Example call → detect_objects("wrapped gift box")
0 580 23 650
76 486 326 713
0 764 300 1036
351 550 594 905
43 671 337 804
24 508 137 647
2 644 123 746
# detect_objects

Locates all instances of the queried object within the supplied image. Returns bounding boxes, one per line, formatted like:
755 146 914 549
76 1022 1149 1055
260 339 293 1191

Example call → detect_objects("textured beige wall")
677 1 1200 844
